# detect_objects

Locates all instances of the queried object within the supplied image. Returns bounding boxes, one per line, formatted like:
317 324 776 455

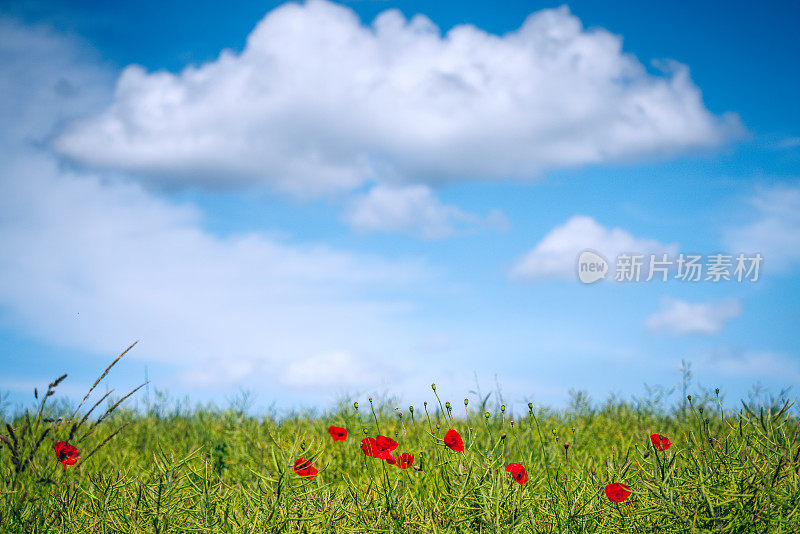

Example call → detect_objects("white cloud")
725 182 800 272
511 215 676 281
53 1 740 196
0 17 426 393
344 184 507 238
645 298 741 336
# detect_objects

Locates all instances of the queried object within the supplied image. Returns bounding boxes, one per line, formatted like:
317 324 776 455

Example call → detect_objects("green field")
2 360 799 533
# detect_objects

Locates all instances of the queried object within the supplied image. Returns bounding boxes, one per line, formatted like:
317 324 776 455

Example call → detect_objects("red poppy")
505 462 528 484
650 434 671 451
327 425 348 441
604 482 631 503
54 441 79 472
397 453 414 469
376 435 397 452
444 429 464 452
293 457 319 479
385 452 397 465
361 435 397 460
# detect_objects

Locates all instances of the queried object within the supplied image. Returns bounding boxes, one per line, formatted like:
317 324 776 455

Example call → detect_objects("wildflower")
54 441 79 472
650 434 671 451
505 462 528 484
398 453 414 469
361 435 398 460
327 425 348 441
604 482 631 503
293 457 318 479
444 429 464 452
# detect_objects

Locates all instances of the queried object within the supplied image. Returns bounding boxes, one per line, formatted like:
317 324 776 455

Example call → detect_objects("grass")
1 350 799 532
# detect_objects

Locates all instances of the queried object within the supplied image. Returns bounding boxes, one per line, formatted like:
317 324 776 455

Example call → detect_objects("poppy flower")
376 435 397 452
361 435 397 460
385 452 397 465
54 441 79 472
293 457 318 479
327 426 348 441
444 429 464 452
604 482 631 503
398 453 414 469
505 462 528 484
650 434 671 451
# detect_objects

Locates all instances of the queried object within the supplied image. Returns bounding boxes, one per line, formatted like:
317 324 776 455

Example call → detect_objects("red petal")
444 429 464 451
604 483 631 503
376 435 398 451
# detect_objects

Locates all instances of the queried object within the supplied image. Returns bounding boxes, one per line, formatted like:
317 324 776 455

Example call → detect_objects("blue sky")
1 0 798 413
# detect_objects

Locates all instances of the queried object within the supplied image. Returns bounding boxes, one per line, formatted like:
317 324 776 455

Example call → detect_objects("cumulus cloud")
53 0 740 196
0 17 425 394
344 184 508 238
725 182 800 272
510 215 676 281
645 298 741 336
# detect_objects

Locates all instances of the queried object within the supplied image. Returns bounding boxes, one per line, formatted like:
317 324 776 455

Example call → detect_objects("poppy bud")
369 397 373 404
528 402 533 410
564 442 570 451
715 388 720 395
510 420 515 427
484 412 490 419
698 407 703 414
687 395 692 401
445 401 451 409
409 405 414 413
431 383 436 391
464 398 469 406
501 405 506 413
500 433 507 440
354 402 359 410
424 401 428 407
301 440 306 450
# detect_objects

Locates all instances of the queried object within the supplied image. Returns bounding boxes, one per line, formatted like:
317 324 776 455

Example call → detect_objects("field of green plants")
2 351 799 533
